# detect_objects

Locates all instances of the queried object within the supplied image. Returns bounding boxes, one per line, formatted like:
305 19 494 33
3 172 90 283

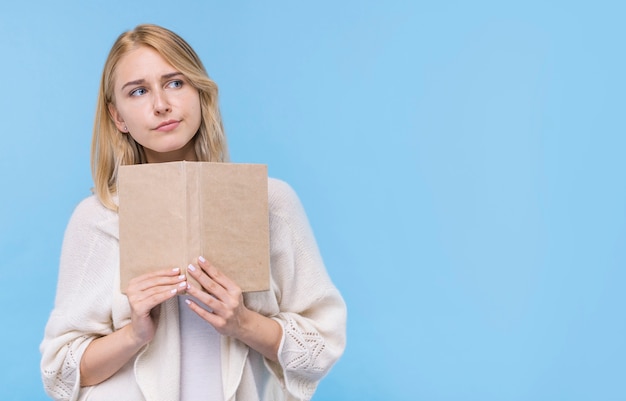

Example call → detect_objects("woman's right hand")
80 267 186 387
125 267 188 346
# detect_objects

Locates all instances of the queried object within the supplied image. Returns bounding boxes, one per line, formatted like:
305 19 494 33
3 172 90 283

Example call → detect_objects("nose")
153 89 171 115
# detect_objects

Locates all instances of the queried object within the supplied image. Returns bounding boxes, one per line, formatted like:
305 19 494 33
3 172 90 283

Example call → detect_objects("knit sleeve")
40 196 119 401
264 179 347 400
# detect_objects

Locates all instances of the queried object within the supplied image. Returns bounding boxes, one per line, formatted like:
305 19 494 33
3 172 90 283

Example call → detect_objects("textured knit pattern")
40 178 347 401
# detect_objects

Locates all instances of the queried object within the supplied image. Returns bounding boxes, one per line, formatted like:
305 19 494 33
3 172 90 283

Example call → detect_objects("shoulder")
65 195 119 239
71 194 111 216
69 195 116 224
268 177 296 199
268 177 305 217
267 177 318 243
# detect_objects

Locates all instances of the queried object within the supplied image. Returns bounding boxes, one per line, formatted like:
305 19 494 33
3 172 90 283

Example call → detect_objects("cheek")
117 103 147 129
191 98 203 131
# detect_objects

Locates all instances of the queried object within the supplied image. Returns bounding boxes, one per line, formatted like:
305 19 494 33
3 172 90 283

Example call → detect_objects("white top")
178 295 224 401
41 178 347 401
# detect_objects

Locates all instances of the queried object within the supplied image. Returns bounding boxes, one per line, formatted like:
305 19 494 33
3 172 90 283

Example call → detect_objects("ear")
108 103 128 133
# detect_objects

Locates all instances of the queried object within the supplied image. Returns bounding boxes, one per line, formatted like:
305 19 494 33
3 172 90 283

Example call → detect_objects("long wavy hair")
91 24 228 210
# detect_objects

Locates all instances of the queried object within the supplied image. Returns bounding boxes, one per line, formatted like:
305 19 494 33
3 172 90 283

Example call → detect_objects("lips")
154 120 180 132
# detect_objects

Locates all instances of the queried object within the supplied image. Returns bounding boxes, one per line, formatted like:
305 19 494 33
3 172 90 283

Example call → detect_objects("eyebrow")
121 72 184 91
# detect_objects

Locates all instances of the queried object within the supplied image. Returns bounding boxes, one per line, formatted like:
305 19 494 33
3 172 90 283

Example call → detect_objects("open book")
118 161 270 293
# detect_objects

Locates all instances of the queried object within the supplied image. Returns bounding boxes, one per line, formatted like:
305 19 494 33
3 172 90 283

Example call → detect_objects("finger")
152 283 188 303
129 284 185 317
127 268 187 310
185 282 223 313
129 280 186 304
186 263 229 302
198 256 240 294
132 266 185 283
184 297 225 329
129 277 186 298
128 267 186 292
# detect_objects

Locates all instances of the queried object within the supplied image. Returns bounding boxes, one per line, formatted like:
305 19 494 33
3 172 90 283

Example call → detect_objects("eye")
167 80 183 89
130 87 147 97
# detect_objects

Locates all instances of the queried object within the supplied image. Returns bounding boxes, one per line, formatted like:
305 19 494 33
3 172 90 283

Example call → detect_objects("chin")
146 142 196 161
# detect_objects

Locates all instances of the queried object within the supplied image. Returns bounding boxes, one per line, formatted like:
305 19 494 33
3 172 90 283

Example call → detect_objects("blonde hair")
91 24 228 210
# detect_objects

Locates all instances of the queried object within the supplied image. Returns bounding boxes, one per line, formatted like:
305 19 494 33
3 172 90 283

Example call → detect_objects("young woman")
40 24 346 401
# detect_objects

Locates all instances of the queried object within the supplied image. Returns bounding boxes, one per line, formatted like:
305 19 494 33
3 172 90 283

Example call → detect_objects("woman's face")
108 46 202 163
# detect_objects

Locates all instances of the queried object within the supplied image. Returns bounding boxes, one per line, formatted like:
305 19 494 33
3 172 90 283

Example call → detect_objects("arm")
80 267 187 386
41 197 118 400
40 197 188 399
185 257 283 361
261 179 347 398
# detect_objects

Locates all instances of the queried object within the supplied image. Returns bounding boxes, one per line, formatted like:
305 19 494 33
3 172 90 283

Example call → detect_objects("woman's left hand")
184 256 248 338
184 256 283 361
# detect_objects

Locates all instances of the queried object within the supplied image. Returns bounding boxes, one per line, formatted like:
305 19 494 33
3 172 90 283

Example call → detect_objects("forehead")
114 46 177 85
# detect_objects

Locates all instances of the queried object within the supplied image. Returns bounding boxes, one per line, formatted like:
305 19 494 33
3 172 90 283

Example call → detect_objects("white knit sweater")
40 178 347 401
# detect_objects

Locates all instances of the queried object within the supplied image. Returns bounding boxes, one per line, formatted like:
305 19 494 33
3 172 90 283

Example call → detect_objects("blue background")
1 1 625 400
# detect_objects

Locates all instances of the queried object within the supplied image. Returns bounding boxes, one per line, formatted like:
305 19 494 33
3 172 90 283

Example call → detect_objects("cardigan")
40 178 347 401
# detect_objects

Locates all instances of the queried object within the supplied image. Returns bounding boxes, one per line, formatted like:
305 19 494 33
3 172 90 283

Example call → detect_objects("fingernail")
179 281 187 288
198 256 206 263
170 288 177 294
172 267 180 273
187 264 196 272
178 274 186 280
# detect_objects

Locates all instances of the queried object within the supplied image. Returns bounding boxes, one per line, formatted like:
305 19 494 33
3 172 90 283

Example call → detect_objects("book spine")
185 162 202 282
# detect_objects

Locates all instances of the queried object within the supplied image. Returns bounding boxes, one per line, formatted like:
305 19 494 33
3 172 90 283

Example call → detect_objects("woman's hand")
125 267 188 345
185 256 282 361
184 257 248 337
80 267 186 387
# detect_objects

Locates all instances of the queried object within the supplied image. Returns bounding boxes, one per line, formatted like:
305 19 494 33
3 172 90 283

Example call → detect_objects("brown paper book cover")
118 161 269 293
